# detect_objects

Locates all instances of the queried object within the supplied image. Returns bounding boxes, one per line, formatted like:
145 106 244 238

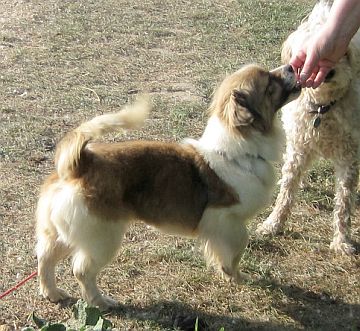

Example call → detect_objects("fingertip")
299 73 308 84
313 68 330 88
305 79 314 88
290 51 306 69
312 77 322 89
291 49 306 62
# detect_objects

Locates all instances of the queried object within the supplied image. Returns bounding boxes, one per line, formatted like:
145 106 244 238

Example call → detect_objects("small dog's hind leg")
72 219 128 311
36 191 73 302
331 159 358 255
37 233 72 302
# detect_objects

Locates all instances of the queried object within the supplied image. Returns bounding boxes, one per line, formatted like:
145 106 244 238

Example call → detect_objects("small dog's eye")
325 69 336 82
266 84 274 96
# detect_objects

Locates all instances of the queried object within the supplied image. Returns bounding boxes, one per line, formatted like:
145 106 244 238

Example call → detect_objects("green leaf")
84 307 102 326
72 300 112 330
73 300 88 323
73 300 101 326
93 317 112 331
194 317 199 331
31 312 48 329
40 323 66 331
102 318 112 330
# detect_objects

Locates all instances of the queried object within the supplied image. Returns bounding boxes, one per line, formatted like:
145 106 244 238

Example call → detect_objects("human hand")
290 28 347 88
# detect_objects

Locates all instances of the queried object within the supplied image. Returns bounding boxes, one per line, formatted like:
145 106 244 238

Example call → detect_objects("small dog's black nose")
285 64 294 73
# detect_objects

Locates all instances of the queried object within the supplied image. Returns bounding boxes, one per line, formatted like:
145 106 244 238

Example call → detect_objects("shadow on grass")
108 299 297 331
105 278 360 331
252 231 360 255
252 278 360 331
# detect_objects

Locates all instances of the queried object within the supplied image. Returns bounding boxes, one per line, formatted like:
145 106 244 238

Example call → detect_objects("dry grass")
1 0 359 330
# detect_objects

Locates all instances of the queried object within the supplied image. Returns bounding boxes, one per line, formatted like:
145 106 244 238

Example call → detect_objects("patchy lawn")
1 0 359 330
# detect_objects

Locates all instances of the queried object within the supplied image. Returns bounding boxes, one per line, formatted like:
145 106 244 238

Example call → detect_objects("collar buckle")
309 100 336 128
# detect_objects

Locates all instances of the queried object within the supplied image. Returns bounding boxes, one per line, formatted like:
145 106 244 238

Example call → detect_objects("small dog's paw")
90 295 119 312
330 240 355 255
41 287 71 303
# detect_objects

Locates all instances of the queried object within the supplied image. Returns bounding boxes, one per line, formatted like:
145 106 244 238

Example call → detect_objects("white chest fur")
185 115 284 220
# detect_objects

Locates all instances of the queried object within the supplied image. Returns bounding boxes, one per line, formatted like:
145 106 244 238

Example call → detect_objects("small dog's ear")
231 89 254 126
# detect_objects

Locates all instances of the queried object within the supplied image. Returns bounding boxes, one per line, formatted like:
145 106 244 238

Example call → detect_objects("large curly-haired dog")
36 64 299 310
257 0 360 254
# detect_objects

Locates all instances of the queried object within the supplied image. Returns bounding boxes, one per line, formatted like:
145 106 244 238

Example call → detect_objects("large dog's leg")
37 233 72 302
71 219 128 311
200 210 249 283
331 158 358 254
257 145 313 235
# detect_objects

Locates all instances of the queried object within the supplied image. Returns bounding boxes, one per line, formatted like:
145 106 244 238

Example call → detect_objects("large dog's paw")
256 218 284 236
330 240 356 255
221 267 259 285
40 286 71 303
233 271 259 284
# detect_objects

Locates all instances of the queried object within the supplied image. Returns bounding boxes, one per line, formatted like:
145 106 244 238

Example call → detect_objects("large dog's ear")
347 35 360 73
281 39 292 64
230 89 255 127
281 29 302 64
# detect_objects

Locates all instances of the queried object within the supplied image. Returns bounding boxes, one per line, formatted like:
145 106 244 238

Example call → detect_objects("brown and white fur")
257 0 360 255
36 64 299 310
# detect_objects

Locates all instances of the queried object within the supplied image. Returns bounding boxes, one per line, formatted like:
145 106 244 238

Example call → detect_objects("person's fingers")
290 49 306 64
290 51 307 82
299 69 318 88
290 50 306 72
305 71 317 88
300 72 310 87
300 49 320 83
312 66 332 88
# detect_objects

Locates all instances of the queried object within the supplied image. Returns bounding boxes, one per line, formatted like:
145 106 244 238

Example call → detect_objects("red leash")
0 271 38 299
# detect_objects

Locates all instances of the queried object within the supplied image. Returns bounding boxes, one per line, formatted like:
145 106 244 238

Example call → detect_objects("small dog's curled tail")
55 96 151 179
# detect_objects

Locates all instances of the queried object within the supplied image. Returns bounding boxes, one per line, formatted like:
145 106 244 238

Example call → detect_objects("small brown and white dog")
36 64 299 310
257 0 360 255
